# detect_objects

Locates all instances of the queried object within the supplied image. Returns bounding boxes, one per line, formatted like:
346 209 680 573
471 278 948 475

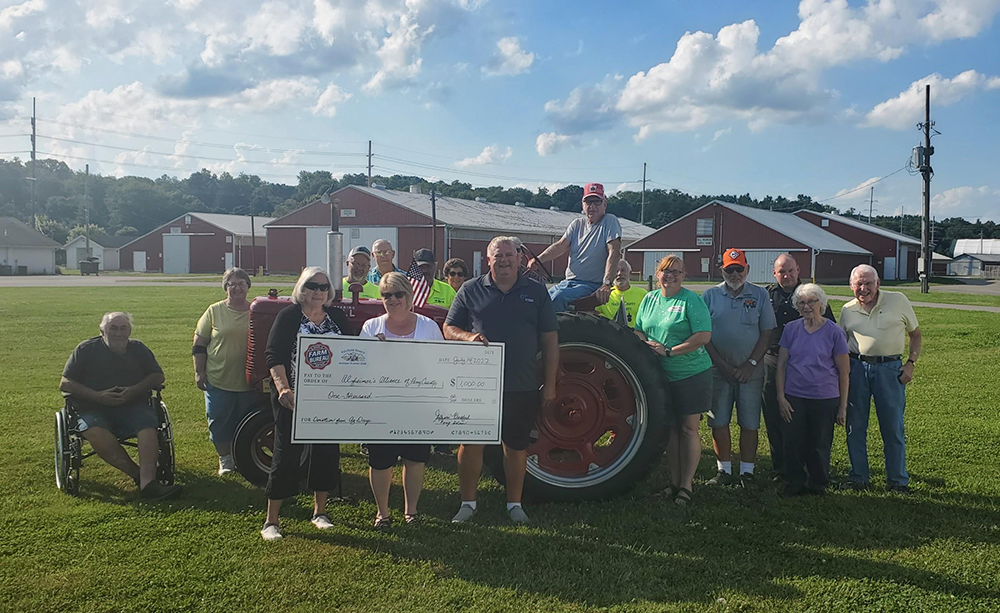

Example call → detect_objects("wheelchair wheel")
54 409 79 496
155 400 175 486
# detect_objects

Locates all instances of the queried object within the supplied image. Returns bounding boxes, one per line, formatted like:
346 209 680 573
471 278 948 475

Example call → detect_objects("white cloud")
482 36 534 77
222 77 319 112
110 28 176 64
455 144 513 167
833 176 882 201
712 127 731 142
311 82 350 117
1 61 23 78
51 46 84 73
544 75 621 133
932 185 999 220
864 70 1000 129
364 14 433 93
0 0 45 30
245 1 307 56
535 132 577 156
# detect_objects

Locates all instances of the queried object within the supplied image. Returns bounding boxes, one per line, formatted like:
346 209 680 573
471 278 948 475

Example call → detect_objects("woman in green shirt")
193 267 258 476
634 255 712 505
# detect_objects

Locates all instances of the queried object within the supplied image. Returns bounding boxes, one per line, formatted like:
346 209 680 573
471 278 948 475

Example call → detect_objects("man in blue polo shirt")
445 236 559 524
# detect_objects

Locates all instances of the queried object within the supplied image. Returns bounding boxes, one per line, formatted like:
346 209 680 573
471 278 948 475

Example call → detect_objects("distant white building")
63 234 133 271
0 217 61 275
954 238 1000 257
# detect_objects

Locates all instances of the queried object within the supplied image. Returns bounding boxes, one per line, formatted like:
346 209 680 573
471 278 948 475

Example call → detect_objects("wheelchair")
54 389 175 496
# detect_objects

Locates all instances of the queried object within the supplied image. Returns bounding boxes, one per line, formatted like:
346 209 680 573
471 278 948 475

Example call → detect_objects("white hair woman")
775 283 849 496
260 266 354 540
359 272 443 530
192 267 256 475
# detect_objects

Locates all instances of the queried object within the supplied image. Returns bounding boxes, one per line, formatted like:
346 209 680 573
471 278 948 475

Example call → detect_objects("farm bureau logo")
339 348 367 366
304 342 332 370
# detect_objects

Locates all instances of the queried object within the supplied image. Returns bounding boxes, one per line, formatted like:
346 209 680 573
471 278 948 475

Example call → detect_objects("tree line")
1 157 996 254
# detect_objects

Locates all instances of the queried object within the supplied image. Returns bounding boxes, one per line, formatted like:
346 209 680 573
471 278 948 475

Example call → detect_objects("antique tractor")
232 199 669 501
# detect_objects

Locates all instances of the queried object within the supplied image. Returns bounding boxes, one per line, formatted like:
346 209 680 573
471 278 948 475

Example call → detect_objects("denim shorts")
204 382 258 445
76 402 159 440
707 369 764 430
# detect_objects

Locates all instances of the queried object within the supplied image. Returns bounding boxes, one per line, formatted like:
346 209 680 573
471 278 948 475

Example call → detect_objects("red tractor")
232 202 669 501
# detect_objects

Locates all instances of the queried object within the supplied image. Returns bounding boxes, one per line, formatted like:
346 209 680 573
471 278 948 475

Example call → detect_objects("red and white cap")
582 182 606 202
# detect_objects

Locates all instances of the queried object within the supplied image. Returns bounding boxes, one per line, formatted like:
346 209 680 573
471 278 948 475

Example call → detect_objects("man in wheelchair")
59 312 182 501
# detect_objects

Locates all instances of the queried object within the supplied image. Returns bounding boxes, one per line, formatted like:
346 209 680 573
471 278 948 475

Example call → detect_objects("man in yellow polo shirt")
595 259 647 328
840 264 922 494
342 246 381 299
414 248 456 308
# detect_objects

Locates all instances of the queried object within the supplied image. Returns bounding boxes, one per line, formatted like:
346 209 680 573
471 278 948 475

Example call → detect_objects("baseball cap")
582 182 606 202
349 245 372 260
413 248 436 265
722 248 748 268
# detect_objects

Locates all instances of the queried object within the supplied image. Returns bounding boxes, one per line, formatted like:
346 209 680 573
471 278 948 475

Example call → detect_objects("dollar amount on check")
291 334 505 444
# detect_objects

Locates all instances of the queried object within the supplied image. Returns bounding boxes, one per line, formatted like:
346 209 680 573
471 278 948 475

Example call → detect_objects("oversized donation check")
291 334 505 444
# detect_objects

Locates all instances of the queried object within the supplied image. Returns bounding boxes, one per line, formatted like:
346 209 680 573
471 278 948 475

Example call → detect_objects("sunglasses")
381 291 408 299
723 266 745 274
447 270 465 277
303 282 330 291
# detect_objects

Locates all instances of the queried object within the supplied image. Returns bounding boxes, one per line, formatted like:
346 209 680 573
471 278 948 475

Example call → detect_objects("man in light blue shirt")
527 182 622 312
702 248 776 489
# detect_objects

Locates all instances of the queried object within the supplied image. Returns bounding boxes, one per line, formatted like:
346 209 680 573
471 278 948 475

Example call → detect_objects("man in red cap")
527 182 622 311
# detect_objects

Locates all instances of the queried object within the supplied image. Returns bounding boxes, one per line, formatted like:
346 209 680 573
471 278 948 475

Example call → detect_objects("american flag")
407 260 430 308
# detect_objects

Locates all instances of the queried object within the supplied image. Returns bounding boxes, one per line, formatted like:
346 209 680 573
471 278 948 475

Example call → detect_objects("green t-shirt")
427 278 457 308
343 277 381 299
635 287 713 381
194 301 252 392
595 285 649 328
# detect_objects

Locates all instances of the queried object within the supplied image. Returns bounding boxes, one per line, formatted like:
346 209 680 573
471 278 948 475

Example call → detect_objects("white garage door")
642 251 683 278
306 226 398 271
743 250 786 284
163 234 190 274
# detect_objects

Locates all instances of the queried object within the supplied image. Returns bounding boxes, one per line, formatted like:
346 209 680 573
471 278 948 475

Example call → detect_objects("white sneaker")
218 455 236 476
260 523 282 541
311 513 334 530
451 503 477 523
508 506 530 524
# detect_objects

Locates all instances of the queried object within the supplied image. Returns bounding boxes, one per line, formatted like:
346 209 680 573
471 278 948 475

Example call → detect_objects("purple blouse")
779 318 848 400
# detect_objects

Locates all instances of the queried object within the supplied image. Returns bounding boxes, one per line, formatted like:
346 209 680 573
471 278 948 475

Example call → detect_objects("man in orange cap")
701 248 776 488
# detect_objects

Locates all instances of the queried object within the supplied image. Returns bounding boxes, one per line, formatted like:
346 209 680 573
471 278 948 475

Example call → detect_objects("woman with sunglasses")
260 266 354 541
359 272 443 530
633 255 713 506
443 257 470 293
775 283 849 497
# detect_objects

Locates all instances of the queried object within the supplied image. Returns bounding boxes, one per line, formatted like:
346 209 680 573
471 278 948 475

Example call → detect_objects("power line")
373 154 635 185
816 167 907 204
35 135 367 169
374 141 637 170
35 151 306 181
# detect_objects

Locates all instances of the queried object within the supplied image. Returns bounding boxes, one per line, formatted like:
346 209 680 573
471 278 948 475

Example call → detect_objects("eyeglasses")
372 250 393 257
447 270 465 277
381 291 407 299
723 266 745 274
303 282 330 291
661 269 684 278
226 282 249 289
796 299 820 307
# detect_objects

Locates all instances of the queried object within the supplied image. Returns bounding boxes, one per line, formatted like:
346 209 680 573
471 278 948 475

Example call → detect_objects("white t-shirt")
360 313 444 341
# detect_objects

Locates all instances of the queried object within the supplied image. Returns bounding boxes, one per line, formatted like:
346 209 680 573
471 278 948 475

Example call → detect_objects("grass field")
1 287 998 612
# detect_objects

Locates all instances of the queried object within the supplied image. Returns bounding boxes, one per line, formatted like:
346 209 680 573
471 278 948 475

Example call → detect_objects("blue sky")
1 0 998 221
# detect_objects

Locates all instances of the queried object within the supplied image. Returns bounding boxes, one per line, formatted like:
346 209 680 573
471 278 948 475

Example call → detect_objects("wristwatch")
748 358 758 367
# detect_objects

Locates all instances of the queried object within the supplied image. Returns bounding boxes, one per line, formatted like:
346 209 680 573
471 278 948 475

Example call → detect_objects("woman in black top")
261 266 353 541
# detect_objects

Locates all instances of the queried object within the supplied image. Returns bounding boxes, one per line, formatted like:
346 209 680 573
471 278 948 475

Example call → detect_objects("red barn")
264 185 653 277
119 212 272 273
794 210 920 281
624 200 872 284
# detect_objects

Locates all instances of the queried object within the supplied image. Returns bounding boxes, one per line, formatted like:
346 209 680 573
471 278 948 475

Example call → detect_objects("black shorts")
366 443 431 470
501 390 541 451
666 369 712 421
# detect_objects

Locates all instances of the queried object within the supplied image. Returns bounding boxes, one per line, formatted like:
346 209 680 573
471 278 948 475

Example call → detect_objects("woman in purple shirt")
776 283 849 496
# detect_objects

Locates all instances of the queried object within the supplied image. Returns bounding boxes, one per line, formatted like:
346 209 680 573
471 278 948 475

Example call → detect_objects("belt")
850 353 901 364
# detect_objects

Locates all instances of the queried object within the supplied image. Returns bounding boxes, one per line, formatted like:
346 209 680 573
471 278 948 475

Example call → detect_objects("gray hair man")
367 239 403 285
60 312 181 500
762 253 836 482
840 264 921 493
702 248 776 488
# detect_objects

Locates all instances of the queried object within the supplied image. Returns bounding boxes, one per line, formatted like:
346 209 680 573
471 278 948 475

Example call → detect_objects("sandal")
653 484 679 499
373 516 393 532
673 487 693 506
404 514 420 525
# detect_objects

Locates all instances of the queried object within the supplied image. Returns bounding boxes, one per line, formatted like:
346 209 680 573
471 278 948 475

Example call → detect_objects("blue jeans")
548 279 602 313
204 382 258 446
846 358 909 486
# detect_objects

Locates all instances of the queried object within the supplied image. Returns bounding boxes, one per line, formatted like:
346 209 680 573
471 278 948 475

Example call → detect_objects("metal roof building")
624 200 871 284
0 217 61 275
265 184 654 276
795 209 920 281
954 239 1000 256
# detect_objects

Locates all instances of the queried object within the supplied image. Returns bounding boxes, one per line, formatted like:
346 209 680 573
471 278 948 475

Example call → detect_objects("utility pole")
30 97 36 228
918 84 934 294
430 188 437 258
84 164 90 257
868 186 874 224
367 140 372 187
249 198 257 276
900 205 904 234
640 162 647 225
